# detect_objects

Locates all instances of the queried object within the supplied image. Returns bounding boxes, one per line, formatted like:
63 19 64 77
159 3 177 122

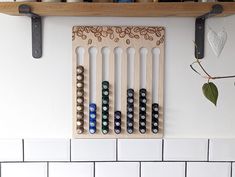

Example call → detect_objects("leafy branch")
190 45 235 106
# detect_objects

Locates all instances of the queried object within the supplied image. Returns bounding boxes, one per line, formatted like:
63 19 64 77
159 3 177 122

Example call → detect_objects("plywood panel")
73 26 165 138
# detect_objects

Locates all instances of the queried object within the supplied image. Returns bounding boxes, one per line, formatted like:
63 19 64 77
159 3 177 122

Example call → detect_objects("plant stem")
212 75 235 80
196 59 212 78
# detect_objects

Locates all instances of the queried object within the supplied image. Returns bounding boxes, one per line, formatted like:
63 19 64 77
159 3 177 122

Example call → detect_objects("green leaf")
202 82 219 106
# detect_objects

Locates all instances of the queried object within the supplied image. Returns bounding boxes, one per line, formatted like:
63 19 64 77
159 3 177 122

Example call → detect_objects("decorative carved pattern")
72 26 165 46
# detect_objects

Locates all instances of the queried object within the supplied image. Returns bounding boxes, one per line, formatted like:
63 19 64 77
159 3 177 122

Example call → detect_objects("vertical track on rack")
121 48 127 133
158 49 164 134
146 49 153 135
134 48 140 134
84 47 90 133
109 47 115 134
96 47 102 134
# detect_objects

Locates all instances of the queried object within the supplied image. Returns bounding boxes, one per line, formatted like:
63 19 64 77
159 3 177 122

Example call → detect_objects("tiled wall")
0 139 234 177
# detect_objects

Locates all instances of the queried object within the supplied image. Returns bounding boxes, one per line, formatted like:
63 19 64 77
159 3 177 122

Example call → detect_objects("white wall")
0 14 234 138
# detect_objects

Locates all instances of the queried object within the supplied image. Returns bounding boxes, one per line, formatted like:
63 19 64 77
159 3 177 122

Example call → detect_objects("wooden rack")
0 2 235 17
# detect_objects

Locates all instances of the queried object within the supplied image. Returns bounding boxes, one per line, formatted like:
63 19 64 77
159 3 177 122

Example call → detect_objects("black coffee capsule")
127 104 134 112
139 119 146 127
102 96 109 104
139 88 147 97
152 103 159 112
139 103 146 112
127 126 134 134
114 126 121 134
152 125 158 134
114 111 121 120
127 97 134 104
127 88 134 97
139 126 146 134
102 89 109 96
102 81 109 89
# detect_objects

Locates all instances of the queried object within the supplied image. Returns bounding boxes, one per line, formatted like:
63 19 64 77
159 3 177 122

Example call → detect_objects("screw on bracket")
195 4 223 59
19 4 42 59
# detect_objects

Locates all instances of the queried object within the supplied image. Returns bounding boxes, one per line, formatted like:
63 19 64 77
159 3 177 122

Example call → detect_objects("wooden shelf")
0 2 235 17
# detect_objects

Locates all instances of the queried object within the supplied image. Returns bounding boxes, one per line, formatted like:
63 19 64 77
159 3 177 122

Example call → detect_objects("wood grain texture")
0 2 234 17
72 26 164 138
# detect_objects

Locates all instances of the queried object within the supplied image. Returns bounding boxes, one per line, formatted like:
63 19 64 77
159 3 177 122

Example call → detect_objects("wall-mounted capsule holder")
73 26 165 138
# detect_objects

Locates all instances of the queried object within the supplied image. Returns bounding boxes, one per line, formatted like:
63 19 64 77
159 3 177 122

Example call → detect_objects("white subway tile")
0 139 23 161
187 162 231 177
96 162 139 177
24 139 70 161
2 163 47 177
164 139 208 161
233 163 235 177
49 163 93 177
71 139 116 161
142 162 185 177
210 139 235 161
118 139 162 161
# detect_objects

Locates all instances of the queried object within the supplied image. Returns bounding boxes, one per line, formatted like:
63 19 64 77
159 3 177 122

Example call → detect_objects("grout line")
93 162 96 177
139 162 141 177
116 139 118 161
0 160 234 163
207 139 210 162
162 139 164 161
47 162 49 177
22 139 25 162
185 162 187 177
231 162 233 177
70 139 72 162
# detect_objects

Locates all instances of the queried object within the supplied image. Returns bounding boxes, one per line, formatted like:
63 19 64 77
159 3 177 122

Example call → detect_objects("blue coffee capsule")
89 120 96 127
89 127 96 134
90 113 96 120
89 103 96 112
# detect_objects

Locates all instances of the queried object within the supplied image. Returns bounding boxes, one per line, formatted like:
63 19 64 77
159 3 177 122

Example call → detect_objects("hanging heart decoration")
207 29 227 57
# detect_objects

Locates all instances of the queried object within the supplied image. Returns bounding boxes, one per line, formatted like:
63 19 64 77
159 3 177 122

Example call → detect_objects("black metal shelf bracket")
195 4 223 59
19 4 42 59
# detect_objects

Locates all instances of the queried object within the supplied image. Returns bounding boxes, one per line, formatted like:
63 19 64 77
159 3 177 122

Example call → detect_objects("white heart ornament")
207 29 227 57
